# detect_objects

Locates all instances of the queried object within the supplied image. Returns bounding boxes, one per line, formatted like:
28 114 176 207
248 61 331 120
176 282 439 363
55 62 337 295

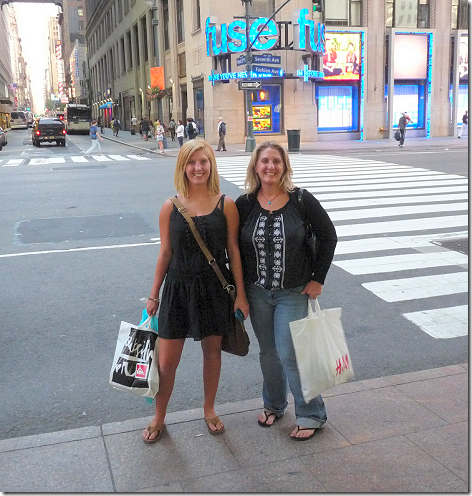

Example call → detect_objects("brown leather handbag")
170 197 250 356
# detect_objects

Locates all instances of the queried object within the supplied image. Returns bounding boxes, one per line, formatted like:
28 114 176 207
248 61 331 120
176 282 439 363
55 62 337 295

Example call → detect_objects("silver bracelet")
148 297 159 302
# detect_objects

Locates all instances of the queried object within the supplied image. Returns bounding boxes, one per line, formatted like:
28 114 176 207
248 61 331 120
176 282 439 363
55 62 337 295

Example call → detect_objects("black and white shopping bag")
109 315 159 398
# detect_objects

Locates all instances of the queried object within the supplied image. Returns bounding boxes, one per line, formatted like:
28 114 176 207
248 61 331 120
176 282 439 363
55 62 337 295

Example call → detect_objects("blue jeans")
246 284 327 429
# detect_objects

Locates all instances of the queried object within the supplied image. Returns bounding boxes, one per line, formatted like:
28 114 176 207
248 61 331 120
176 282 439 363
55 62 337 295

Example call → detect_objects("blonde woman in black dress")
143 139 249 443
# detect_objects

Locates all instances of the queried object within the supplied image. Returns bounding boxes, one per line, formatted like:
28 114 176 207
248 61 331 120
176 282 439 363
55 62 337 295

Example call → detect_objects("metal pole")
151 3 162 122
244 0 256 152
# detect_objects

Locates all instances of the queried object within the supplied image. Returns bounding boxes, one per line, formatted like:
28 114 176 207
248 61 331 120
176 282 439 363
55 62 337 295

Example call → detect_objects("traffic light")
312 0 324 13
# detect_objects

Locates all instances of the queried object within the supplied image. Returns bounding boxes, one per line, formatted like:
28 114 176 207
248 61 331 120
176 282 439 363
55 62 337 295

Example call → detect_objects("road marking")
3 159 23 166
0 240 161 259
335 231 468 255
335 251 467 275
362 272 468 302
329 202 468 222
403 306 468 339
71 156 88 162
323 193 468 210
91 155 112 161
127 155 151 160
336 215 468 237
108 155 130 161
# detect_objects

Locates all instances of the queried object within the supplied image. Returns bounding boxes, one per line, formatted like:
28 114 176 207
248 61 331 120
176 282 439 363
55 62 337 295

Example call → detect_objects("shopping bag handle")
308 299 322 318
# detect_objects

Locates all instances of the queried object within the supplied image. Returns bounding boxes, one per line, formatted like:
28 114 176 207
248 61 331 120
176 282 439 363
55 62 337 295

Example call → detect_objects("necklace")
260 190 281 205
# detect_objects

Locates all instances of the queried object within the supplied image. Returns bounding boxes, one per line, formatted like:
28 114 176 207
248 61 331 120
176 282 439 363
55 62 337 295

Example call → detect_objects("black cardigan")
235 188 337 288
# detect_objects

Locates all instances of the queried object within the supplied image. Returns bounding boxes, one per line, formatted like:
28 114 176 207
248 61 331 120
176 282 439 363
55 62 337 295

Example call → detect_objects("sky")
14 3 59 112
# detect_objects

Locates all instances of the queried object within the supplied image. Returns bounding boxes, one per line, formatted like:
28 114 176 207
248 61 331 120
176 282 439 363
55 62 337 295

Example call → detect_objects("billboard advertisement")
459 35 468 81
394 34 428 80
323 32 361 81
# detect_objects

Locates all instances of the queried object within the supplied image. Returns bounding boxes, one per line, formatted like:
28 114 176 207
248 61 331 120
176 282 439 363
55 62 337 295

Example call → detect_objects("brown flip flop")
143 423 166 444
204 416 225 435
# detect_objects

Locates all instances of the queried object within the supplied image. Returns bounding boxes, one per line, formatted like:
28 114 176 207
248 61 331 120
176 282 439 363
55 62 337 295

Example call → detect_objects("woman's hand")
146 299 160 316
234 294 250 320
301 280 323 300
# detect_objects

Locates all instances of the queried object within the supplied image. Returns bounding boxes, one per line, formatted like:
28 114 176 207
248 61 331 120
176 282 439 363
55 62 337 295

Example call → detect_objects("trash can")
287 129 300 152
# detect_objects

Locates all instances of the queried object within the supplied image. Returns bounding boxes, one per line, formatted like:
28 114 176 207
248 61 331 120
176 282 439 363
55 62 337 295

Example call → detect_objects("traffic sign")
238 81 261 90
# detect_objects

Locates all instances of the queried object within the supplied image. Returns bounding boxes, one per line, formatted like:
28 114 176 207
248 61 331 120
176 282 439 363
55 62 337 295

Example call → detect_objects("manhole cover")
15 213 154 244
431 237 468 255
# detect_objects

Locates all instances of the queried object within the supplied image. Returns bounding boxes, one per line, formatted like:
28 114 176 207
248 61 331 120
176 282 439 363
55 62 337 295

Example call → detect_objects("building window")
325 0 362 27
78 6 83 16
176 0 184 43
387 0 430 29
451 0 469 30
163 0 169 50
178 52 186 77
126 30 133 69
141 15 148 63
193 0 201 31
120 36 126 73
133 24 140 67
124 0 129 15
117 0 122 21
78 21 84 31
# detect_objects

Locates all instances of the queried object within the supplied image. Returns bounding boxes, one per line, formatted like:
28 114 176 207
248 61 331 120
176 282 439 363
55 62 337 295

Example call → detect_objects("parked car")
0 127 7 150
32 118 66 147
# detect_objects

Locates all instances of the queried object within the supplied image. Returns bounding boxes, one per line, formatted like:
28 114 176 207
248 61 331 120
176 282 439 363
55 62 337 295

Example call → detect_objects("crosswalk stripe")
109 155 130 161
91 155 112 161
335 251 467 275
306 178 467 194
71 156 88 162
127 155 151 160
336 215 468 237
362 273 468 302
323 193 468 210
315 185 468 201
3 159 23 166
334 231 468 255
329 202 467 222
403 306 468 339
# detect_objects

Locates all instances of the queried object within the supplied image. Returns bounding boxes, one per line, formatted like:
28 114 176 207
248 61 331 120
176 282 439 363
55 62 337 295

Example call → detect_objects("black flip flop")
258 411 282 427
290 426 317 441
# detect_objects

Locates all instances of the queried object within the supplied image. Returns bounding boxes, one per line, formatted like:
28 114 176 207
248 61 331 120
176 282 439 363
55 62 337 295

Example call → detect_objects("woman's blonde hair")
174 139 220 197
244 141 295 194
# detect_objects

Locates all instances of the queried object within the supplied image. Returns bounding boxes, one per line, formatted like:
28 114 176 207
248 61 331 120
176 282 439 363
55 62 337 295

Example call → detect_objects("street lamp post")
146 0 162 122
243 0 256 152
139 88 144 116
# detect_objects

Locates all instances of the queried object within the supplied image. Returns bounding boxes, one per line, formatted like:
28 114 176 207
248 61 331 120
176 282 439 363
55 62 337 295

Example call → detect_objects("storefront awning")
99 102 113 109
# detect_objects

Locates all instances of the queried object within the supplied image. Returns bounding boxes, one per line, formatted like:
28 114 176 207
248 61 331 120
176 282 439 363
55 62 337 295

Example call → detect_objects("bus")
64 104 92 134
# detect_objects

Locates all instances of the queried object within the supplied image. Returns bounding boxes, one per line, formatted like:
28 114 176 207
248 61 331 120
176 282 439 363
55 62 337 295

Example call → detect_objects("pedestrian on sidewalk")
112 117 121 137
131 115 138 135
235 141 337 441
168 118 176 141
97 115 104 134
141 116 150 141
216 116 227 151
458 110 468 138
176 119 185 147
398 111 413 147
154 119 165 153
186 117 198 140
84 119 103 155
142 139 249 444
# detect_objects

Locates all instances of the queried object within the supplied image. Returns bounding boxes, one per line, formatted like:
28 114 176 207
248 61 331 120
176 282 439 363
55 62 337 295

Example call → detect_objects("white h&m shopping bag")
290 300 354 403
109 315 159 398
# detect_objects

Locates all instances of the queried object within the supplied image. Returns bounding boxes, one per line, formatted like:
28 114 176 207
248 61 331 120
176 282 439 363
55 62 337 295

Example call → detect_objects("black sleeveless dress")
158 195 233 340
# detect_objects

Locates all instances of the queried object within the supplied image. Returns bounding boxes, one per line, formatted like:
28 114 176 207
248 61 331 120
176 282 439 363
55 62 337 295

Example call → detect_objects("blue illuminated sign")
208 70 283 85
206 10 325 57
297 65 324 81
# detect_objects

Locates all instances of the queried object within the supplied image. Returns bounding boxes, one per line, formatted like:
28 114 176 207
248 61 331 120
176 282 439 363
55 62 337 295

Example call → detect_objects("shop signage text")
206 9 325 57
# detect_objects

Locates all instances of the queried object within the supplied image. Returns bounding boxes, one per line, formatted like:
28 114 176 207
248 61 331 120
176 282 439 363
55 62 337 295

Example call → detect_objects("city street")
0 128 468 440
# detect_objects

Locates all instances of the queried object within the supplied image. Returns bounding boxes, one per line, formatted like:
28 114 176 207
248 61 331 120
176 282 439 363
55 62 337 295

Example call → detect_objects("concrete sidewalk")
0 363 467 492
101 128 468 158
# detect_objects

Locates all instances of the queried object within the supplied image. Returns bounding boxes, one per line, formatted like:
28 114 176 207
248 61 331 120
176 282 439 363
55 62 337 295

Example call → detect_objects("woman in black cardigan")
235 141 337 441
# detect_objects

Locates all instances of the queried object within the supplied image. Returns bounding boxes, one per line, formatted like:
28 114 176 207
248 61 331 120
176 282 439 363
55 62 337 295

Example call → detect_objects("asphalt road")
0 128 468 440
